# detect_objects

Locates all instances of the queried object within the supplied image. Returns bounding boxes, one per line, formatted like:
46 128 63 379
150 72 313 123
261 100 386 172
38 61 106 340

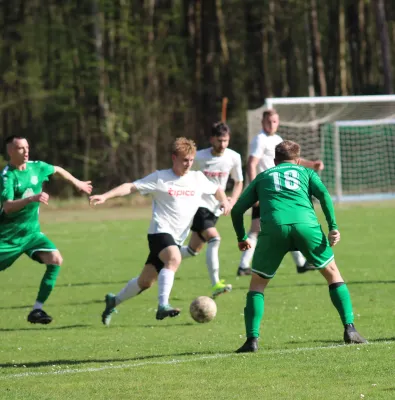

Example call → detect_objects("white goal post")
247 95 395 202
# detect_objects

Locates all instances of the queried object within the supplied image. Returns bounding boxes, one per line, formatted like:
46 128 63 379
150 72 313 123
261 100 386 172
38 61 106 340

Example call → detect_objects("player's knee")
207 236 221 248
54 253 63 266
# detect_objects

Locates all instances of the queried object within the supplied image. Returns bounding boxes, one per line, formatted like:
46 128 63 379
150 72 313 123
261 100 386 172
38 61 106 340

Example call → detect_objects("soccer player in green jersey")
231 140 366 353
0 136 93 324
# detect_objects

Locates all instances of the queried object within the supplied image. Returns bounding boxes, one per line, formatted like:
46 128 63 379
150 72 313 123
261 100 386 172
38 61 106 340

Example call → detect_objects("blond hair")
172 137 196 156
275 140 301 161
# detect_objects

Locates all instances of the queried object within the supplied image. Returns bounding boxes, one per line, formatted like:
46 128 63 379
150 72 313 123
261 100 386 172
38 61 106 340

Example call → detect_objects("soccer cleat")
101 293 117 326
237 267 252 276
212 280 232 299
344 323 368 344
236 337 259 353
155 304 181 320
27 309 52 325
296 261 316 274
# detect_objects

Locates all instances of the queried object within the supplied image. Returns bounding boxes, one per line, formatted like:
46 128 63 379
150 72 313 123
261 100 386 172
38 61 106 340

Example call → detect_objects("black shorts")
252 205 260 220
191 207 219 234
145 233 179 273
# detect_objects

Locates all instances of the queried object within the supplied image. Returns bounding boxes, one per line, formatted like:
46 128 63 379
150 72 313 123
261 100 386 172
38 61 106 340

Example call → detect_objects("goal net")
247 95 395 202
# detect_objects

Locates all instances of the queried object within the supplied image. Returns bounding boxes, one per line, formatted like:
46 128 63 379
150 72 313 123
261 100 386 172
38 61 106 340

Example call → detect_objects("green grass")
0 202 395 399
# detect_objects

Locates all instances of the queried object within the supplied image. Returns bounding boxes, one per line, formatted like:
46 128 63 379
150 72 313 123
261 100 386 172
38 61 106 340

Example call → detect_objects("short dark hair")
275 140 301 162
262 108 279 120
5 135 26 146
211 121 230 137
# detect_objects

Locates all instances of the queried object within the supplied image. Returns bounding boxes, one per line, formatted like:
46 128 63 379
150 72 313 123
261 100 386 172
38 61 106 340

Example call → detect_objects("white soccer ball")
189 296 217 323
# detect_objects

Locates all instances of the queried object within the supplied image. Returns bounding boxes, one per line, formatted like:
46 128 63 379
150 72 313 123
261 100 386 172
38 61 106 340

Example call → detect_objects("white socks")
239 232 258 269
290 251 306 267
206 237 221 286
158 268 175 306
33 301 43 310
116 277 141 305
180 245 198 259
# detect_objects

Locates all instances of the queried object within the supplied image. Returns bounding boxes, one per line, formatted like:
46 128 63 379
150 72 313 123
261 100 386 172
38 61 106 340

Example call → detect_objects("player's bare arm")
214 187 231 216
228 180 243 207
53 166 92 194
89 183 138 205
247 155 259 182
300 158 324 172
2 192 49 214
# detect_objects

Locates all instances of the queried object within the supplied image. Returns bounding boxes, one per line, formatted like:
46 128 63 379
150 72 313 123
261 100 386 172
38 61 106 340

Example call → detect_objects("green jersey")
231 162 337 242
0 161 55 244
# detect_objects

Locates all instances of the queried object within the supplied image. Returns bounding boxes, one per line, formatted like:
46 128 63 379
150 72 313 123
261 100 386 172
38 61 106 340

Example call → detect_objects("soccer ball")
189 296 217 323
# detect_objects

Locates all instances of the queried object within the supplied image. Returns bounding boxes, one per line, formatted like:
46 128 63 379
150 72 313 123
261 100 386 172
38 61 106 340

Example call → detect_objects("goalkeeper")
231 140 366 353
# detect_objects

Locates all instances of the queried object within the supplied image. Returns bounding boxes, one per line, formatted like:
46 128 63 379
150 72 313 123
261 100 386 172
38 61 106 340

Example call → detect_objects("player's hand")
227 197 235 209
32 192 49 205
76 180 93 195
313 160 324 171
219 199 231 216
238 239 252 251
253 201 259 208
89 194 107 206
328 230 340 247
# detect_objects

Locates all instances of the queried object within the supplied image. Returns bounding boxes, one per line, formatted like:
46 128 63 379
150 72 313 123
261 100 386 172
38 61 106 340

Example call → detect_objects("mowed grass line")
0 203 394 399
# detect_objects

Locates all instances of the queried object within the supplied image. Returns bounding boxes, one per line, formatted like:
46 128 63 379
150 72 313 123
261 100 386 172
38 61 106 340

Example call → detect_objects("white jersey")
133 169 218 245
193 148 243 216
249 131 283 173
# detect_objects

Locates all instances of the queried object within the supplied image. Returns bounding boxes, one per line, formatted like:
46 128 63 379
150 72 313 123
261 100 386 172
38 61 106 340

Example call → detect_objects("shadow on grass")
0 324 90 332
0 299 103 310
0 350 229 369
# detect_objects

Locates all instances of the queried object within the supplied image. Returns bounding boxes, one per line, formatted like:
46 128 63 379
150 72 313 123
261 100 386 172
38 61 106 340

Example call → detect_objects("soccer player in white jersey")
89 137 231 324
180 122 243 298
237 109 325 276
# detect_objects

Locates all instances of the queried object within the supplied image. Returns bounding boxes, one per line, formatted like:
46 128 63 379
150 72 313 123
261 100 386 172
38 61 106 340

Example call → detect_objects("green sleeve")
0 172 15 207
231 179 259 242
39 161 55 178
309 172 338 231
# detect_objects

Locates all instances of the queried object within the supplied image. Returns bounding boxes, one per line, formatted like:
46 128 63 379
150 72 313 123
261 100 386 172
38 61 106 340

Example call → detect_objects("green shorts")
252 223 334 279
0 233 57 271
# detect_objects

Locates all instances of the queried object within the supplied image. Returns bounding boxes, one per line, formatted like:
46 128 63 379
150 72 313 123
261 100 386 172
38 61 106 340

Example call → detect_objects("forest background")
1 0 393 195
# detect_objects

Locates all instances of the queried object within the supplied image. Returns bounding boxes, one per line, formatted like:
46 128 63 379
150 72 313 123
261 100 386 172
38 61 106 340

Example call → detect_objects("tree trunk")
373 0 393 93
310 0 327 96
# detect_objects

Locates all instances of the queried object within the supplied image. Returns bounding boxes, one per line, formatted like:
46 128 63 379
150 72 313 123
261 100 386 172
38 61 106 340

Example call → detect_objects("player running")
238 109 324 276
231 140 366 353
0 135 93 324
90 137 231 325
180 122 243 298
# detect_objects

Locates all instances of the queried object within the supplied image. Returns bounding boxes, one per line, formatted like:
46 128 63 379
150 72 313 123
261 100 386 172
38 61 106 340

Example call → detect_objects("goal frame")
250 95 395 202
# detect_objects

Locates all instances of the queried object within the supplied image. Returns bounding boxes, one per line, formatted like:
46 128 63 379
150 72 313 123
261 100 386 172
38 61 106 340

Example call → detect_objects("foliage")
0 0 394 193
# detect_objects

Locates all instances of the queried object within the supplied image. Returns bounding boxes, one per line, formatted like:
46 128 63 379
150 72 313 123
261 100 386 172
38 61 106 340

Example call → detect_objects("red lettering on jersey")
168 188 196 197
203 170 228 178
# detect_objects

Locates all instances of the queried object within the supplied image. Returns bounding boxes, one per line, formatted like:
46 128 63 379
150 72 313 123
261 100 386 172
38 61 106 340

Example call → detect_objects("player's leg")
292 224 366 344
101 262 158 326
290 251 315 274
237 205 260 276
180 208 207 259
320 261 367 344
236 226 290 353
155 240 182 320
200 226 232 298
24 235 61 324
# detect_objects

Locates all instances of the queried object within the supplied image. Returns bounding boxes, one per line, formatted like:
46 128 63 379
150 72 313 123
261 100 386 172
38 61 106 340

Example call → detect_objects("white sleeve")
133 171 158 195
196 171 218 195
230 153 244 182
249 134 265 159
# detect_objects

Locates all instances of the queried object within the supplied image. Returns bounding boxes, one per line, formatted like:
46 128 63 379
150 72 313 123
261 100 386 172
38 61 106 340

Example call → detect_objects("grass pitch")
0 202 394 399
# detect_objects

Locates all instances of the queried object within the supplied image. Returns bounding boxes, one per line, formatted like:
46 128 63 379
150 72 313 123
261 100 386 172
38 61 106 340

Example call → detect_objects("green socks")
329 282 354 325
36 265 61 303
244 291 264 338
